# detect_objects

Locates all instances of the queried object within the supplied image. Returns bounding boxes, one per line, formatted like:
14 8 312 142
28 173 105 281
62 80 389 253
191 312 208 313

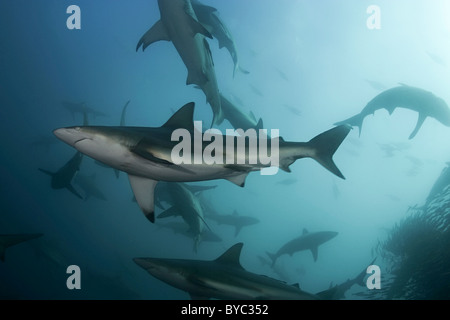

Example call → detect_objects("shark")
334 84 450 139
219 93 263 132
0 234 43 262
156 182 211 252
136 0 224 127
191 0 249 77
133 242 321 300
73 173 107 201
206 210 259 237
39 151 84 200
266 229 338 266
53 102 351 224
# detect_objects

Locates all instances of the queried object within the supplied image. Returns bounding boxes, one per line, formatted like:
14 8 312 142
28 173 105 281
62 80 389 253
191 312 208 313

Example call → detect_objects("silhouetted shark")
266 229 338 266
334 84 450 139
39 151 84 199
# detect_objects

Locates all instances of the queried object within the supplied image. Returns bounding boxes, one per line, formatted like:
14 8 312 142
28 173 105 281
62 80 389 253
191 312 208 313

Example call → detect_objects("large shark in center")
136 0 224 127
134 242 321 300
334 84 450 139
53 102 350 223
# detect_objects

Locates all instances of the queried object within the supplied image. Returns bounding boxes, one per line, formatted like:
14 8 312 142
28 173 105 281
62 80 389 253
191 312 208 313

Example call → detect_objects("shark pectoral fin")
131 140 174 166
66 184 83 200
409 113 427 139
185 14 213 39
224 171 249 187
311 246 319 262
136 20 171 52
128 175 158 223
157 206 181 219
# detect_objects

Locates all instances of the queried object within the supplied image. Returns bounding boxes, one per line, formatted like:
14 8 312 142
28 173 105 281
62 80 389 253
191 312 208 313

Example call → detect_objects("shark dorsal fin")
120 100 130 126
303 228 309 235
162 102 195 132
214 243 244 268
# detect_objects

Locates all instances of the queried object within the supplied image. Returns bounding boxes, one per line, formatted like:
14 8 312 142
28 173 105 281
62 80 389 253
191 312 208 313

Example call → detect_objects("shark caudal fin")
307 125 351 179
334 114 364 137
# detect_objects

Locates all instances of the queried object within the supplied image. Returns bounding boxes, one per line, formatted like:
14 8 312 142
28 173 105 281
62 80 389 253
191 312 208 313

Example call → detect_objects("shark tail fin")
305 125 351 179
334 114 363 137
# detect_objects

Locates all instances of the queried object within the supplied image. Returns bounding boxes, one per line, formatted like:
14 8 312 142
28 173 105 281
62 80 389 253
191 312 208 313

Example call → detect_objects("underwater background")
1 0 450 300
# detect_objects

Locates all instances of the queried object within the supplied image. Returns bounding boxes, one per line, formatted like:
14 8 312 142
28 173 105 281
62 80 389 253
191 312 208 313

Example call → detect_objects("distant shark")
206 210 259 237
53 102 350 223
134 242 321 300
136 0 224 126
334 84 450 139
39 151 84 200
0 234 43 262
266 228 338 266
156 182 211 252
191 0 249 77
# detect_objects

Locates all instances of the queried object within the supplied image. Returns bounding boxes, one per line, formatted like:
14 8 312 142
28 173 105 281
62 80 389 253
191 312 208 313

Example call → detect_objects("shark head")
53 126 138 169
133 257 191 290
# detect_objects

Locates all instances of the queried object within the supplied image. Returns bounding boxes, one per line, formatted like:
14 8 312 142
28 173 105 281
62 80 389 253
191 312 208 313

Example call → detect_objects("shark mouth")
74 137 91 145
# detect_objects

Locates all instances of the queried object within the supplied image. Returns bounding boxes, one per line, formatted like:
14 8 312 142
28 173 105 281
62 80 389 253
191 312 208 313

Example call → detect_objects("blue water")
1 0 450 300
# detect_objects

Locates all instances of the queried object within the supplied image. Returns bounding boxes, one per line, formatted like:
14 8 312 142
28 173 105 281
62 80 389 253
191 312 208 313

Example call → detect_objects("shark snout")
133 257 158 270
53 127 89 147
